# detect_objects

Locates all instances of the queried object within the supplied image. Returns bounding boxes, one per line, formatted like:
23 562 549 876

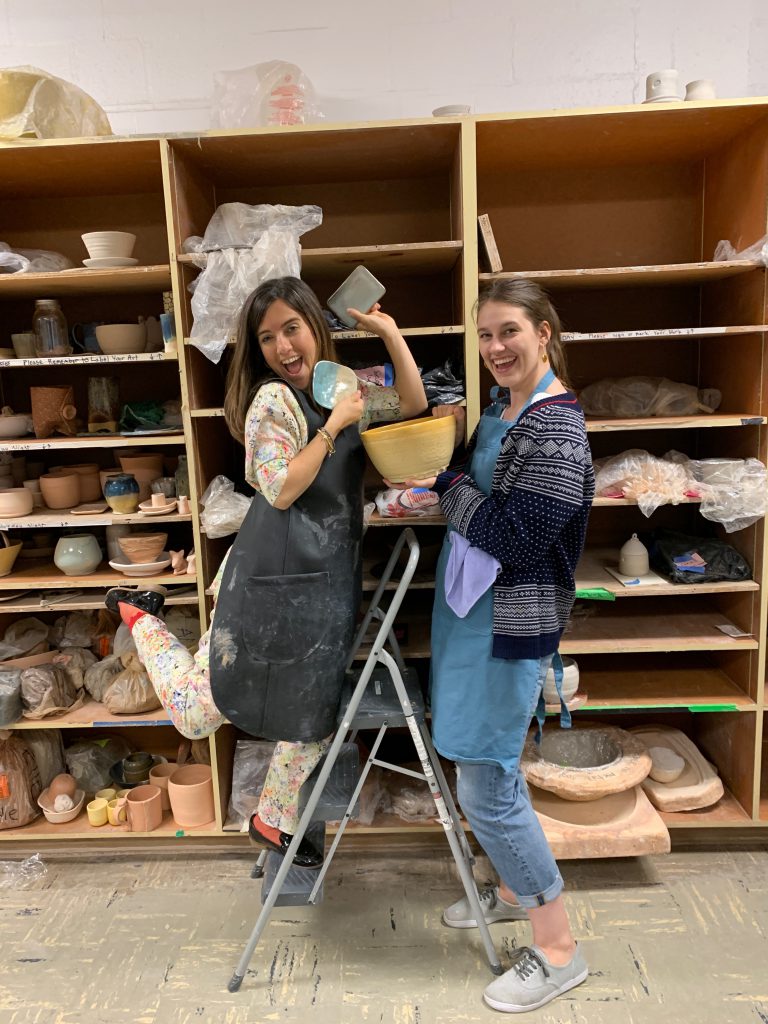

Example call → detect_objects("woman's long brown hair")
223 277 337 442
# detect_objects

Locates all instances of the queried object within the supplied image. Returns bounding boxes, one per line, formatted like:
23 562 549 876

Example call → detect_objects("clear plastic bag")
0 65 112 140
713 233 768 266
692 457 768 533
224 739 276 828
593 449 696 516
200 475 252 538
54 647 97 692
65 736 133 796
210 61 322 129
49 611 97 649
0 670 22 727
102 653 161 715
579 377 721 418
0 852 47 889
187 203 322 363
0 617 50 661
20 663 82 720
0 241 74 275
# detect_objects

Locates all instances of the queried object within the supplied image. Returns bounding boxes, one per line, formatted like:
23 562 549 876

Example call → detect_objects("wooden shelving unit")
2 100 768 847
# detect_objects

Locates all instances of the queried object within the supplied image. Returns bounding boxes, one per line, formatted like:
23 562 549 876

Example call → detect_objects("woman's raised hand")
346 303 398 340
327 390 364 433
432 403 466 448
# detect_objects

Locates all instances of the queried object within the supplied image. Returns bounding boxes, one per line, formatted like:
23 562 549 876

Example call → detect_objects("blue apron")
429 370 569 771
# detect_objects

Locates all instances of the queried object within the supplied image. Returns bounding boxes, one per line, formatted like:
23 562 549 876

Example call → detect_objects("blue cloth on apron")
429 371 569 771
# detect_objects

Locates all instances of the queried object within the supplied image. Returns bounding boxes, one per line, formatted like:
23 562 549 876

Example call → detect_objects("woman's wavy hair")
475 278 570 388
224 277 337 442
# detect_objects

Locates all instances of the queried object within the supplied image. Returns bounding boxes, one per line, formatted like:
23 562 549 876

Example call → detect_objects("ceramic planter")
103 472 140 514
125 784 163 832
39 472 80 510
168 764 215 827
53 533 102 576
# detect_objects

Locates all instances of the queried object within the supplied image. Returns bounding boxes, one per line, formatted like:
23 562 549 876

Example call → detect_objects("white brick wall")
0 0 767 135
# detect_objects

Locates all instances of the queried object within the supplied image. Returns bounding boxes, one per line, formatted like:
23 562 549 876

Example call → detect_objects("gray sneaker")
483 944 588 1013
442 885 528 929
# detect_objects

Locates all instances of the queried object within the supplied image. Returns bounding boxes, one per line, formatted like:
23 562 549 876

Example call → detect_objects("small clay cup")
125 784 163 832
149 762 177 811
168 764 215 827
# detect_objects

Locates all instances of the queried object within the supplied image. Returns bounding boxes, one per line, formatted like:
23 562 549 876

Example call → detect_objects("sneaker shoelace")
477 885 499 909
509 946 549 982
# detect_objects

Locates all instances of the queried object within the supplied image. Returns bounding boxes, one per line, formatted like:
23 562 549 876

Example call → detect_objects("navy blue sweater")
433 393 594 660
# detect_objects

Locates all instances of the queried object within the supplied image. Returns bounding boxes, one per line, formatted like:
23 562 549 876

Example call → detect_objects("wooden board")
0 433 186 451
0 511 191 529
575 663 753 710
0 352 176 369
586 414 765 432
480 260 764 289
0 587 197 613
9 699 173 730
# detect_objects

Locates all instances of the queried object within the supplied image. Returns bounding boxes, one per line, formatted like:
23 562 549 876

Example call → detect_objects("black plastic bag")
645 529 752 584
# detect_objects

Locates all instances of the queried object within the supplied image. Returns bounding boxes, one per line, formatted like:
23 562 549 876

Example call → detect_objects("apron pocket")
242 572 330 665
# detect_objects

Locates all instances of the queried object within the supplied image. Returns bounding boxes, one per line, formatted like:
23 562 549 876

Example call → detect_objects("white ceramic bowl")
81 231 136 258
0 487 34 518
109 552 171 576
0 415 32 439
542 656 580 705
38 788 86 824
95 324 146 355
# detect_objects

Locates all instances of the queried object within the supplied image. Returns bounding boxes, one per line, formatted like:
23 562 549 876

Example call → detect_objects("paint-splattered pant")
132 613 330 832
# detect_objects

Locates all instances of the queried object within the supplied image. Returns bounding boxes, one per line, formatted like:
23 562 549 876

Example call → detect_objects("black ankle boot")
105 587 166 616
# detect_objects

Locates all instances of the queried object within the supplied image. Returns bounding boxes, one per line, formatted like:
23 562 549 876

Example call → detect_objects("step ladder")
228 527 503 991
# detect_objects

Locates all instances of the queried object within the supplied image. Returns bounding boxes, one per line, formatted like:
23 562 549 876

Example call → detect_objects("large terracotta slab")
530 783 671 859
629 725 724 811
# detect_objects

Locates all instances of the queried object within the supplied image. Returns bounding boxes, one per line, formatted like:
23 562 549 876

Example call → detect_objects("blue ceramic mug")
71 321 103 354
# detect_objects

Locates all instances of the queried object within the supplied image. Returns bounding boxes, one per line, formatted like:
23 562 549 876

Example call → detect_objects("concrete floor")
2 838 768 1024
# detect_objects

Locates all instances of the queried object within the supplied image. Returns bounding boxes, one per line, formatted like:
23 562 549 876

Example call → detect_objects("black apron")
209 383 365 742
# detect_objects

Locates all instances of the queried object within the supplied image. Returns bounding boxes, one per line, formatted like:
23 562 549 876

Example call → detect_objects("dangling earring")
541 350 549 363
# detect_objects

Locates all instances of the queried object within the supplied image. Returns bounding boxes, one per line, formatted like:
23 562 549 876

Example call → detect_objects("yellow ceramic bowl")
360 415 455 483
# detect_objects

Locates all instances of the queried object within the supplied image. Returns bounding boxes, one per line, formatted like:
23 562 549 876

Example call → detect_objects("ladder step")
298 742 360 822
260 823 326 906
340 664 425 728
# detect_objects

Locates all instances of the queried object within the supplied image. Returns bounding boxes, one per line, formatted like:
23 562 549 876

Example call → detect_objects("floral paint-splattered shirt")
244 377 400 505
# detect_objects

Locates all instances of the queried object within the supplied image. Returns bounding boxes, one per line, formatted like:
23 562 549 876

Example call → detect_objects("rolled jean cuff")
513 871 564 909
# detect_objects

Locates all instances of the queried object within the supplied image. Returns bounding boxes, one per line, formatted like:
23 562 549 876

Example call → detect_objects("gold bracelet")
317 427 336 456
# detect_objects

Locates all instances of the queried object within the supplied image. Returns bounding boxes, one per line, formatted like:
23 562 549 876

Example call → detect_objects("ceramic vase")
54 533 102 576
103 472 140 515
168 764 215 827
619 533 649 577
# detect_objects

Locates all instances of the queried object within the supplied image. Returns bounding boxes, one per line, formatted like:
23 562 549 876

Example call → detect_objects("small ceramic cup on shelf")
87 797 109 827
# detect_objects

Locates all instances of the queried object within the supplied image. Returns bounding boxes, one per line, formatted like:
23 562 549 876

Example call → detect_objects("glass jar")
174 454 189 499
32 299 71 357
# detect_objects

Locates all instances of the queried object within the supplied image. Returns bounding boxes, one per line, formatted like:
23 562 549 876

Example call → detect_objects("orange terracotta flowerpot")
39 472 80 510
167 764 215 827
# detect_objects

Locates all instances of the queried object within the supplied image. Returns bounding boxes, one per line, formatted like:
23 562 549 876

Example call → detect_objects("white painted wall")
1 0 767 136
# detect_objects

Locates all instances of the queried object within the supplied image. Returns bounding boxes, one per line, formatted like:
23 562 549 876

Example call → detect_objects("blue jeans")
457 761 564 908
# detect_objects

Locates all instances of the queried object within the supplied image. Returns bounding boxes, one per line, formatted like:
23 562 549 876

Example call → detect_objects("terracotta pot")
118 532 167 564
168 764 215 827
69 464 102 503
39 472 80 510
125 466 162 504
149 762 177 811
120 453 164 475
125 784 163 832
30 385 78 439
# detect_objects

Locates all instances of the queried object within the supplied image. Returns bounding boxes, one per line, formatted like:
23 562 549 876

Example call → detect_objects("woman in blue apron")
400 279 594 1013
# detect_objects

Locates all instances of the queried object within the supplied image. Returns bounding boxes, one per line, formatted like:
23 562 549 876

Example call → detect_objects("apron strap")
533 651 571 744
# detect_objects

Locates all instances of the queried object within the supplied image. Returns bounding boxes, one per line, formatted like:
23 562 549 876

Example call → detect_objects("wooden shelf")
480 260 765 289
585 414 765 432
8 699 173 730
0 433 186 451
660 788 754 828
563 325 767 343
332 325 464 340
575 663 754 711
190 408 225 418
561 600 758 654
0 562 198 590
179 241 462 276
0 809 218 842
576 548 759 597
0 352 176 369
592 495 701 507
0 586 198 613
367 511 446 527
0 511 191 529
0 265 172 297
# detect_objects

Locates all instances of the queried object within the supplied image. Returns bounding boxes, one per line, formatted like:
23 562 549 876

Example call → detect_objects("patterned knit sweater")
433 392 594 660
